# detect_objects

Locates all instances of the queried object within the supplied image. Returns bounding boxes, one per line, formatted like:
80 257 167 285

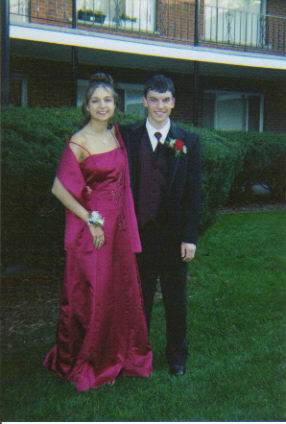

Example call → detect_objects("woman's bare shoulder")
69 130 88 160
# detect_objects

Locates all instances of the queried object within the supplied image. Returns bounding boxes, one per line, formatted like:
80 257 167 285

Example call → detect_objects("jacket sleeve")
182 134 202 245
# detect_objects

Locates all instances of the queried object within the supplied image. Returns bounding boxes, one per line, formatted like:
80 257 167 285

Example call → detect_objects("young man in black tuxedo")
122 75 201 376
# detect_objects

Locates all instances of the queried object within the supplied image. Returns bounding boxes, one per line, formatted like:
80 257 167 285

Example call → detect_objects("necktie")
154 132 162 144
153 131 163 155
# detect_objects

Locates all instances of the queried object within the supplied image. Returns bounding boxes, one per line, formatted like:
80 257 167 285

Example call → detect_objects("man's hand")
181 242 196 262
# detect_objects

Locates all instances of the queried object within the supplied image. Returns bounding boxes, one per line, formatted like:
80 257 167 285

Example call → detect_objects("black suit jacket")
120 120 202 245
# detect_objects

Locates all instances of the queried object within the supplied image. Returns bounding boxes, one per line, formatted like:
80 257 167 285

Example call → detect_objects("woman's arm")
51 176 89 223
53 136 89 221
52 177 105 249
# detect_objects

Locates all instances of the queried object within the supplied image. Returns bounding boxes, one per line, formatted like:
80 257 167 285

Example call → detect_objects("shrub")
1 107 82 268
3 107 284 268
179 124 246 225
222 131 286 203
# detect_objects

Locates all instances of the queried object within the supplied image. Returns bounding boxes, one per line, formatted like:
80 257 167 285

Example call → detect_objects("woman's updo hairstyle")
82 72 118 120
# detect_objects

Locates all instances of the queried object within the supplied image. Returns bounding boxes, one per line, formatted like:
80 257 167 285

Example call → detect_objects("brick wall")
263 82 286 133
266 0 286 53
10 57 286 132
267 0 286 16
30 0 72 26
11 57 74 107
24 0 286 53
156 0 196 42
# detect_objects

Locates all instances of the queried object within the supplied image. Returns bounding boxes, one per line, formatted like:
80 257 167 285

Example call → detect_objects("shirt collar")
146 118 171 142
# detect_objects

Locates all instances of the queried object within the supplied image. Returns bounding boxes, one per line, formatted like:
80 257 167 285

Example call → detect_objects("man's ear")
142 96 148 108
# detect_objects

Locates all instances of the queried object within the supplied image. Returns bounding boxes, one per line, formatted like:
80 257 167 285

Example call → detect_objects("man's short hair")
144 74 175 98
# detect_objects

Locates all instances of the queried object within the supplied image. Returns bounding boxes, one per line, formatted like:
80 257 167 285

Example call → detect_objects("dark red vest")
137 132 169 228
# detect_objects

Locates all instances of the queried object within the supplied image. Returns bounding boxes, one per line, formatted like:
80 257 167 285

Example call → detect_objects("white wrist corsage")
88 211 104 227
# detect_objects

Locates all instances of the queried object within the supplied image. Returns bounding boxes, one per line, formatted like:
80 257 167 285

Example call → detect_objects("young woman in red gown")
44 73 152 392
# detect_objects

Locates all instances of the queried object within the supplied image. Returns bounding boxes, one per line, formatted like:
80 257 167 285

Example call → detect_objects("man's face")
143 90 175 125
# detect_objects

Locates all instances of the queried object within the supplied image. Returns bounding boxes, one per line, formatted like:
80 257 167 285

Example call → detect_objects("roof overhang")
10 23 286 71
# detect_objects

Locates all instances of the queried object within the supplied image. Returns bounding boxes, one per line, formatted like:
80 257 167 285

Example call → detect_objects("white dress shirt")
146 118 171 151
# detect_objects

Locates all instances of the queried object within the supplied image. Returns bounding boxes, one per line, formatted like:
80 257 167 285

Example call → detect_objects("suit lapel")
167 121 181 188
127 123 146 200
128 121 182 193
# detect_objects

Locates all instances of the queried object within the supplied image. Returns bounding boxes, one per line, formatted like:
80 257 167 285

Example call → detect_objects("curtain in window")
203 91 261 131
10 0 29 23
204 0 265 46
77 0 155 31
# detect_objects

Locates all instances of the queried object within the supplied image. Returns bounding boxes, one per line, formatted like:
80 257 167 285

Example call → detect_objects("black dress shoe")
169 364 186 376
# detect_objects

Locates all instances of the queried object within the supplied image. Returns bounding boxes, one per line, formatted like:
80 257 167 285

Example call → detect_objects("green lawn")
2 210 286 421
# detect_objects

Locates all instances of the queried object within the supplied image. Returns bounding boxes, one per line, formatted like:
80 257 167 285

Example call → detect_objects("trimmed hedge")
221 131 286 203
2 107 285 267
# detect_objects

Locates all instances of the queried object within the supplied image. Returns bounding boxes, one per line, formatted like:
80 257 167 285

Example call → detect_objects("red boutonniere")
161 137 187 157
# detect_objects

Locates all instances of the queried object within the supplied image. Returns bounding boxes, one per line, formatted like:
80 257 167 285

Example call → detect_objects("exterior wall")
267 0 286 16
263 82 286 133
11 57 74 107
26 0 286 54
10 56 286 132
30 0 72 26
200 74 286 132
266 0 286 53
156 0 196 42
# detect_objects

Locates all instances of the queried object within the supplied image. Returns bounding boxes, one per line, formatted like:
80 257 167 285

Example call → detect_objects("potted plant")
77 9 106 24
119 12 137 23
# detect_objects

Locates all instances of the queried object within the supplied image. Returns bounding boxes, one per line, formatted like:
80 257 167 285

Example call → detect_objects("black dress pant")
137 220 188 366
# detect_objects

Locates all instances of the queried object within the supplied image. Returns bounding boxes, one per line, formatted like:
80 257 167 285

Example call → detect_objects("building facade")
5 0 286 132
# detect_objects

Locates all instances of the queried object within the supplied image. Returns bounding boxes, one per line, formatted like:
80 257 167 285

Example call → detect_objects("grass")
2 210 286 421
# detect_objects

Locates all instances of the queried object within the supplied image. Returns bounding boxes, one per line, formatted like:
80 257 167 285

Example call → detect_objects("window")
204 0 266 47
10 0 29 23
77 0 156 32
117 83 145 116
77 79 89 107
77 80 145 117
10 74 28 106
202 91 263 132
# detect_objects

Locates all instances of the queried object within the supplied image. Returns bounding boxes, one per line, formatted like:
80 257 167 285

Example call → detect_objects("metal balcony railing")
9 1 286 55
202 5 286 54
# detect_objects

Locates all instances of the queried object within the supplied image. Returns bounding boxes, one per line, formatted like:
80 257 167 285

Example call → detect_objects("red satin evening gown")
44 126 152 392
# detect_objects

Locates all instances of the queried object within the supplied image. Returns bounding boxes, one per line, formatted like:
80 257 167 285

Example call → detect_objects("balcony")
9 0 286 55
202 5 286 54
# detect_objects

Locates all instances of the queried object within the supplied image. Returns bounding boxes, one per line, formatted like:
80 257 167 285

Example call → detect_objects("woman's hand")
89 224 105 249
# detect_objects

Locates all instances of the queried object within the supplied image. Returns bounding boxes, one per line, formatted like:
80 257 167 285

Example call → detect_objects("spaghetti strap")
68 140 91 156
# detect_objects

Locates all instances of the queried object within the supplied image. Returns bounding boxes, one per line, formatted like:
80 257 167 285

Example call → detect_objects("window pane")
125 0 156 32
216 96 246 130
125 89 144 116
202 93 215 129
77 0 156 31
10 79 23 106
204 0 263 45
10 0 29 23
77 80 89 107
248 95 260 131
203 90 262 132
10 75 27 106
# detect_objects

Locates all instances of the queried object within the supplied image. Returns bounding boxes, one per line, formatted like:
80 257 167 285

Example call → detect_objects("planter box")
77 11 106 24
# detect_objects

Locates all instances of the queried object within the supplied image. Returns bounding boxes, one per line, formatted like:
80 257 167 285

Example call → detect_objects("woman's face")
86 86 115 122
